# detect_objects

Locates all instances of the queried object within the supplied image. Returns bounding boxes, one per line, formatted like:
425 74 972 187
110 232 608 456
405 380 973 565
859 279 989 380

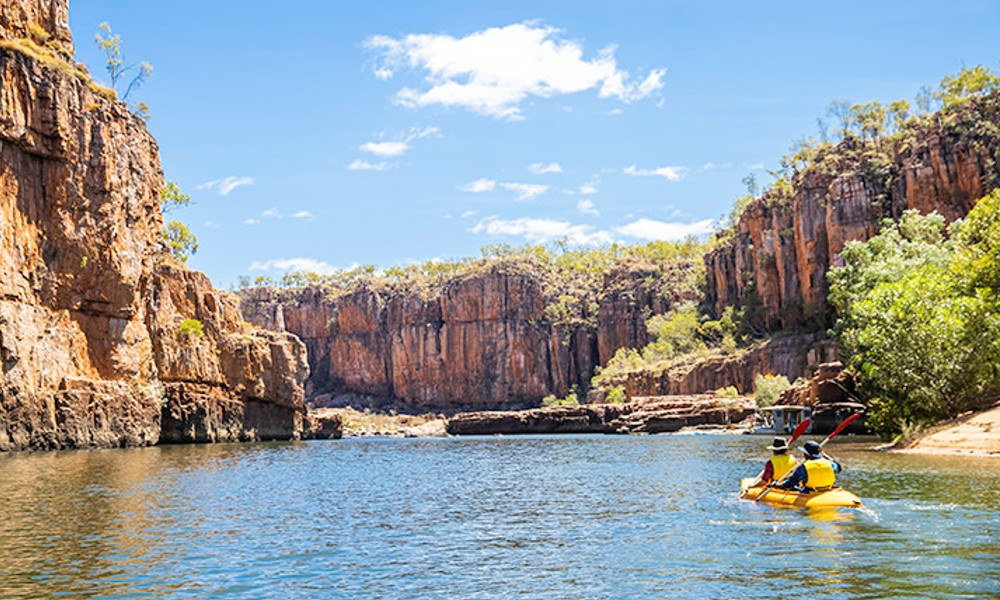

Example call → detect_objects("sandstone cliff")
706 95 1000 330
0 0 309 451
240 259 697 412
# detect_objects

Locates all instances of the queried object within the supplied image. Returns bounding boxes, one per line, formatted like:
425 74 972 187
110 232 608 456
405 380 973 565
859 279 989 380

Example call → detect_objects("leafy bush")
605 386 627 404
541 392 579 408
829 193 1000 437
179 318 204 338
754 374 792 408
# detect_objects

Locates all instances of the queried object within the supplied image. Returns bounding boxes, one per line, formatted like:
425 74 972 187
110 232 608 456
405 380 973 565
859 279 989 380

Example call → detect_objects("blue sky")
69 1 1000 287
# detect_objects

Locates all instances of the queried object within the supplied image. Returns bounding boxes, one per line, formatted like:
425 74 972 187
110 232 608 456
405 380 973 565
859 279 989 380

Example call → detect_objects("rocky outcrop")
0 1 309 451
776 361 867 434
241 262 695 412
446 395 754 435
592 334 837 399
706 96 1000 331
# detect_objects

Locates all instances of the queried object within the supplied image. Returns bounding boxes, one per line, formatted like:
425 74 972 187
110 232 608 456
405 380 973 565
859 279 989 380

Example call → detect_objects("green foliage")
753 374 792 408
605 386 627 404
829 196 1000 437
178 318 204 338
161 181 192 214
163 220 198 263
714 386 740 400
935 65 1000 107
542 392 580 408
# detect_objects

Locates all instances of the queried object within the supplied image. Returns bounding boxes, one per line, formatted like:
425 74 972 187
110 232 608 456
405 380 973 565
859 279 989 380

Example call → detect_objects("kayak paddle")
739 417 811 500
755 412 862 502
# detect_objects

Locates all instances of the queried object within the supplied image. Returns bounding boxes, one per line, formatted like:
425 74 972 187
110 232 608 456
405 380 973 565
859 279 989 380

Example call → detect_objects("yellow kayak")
740 477 862 508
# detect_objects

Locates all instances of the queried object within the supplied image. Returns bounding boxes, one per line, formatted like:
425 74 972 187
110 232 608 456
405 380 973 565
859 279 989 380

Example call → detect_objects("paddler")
778 440 841 492
760 437 798 484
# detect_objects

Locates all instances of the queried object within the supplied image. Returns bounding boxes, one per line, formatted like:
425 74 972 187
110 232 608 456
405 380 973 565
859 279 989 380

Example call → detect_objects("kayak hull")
740 477 862 508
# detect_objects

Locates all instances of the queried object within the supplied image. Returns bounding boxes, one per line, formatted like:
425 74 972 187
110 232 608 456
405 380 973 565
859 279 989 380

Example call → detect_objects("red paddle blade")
821 412 863 446
788 417 812 444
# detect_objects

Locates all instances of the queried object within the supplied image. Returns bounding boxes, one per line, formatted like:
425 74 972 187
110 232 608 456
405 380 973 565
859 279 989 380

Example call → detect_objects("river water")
0 434 997 599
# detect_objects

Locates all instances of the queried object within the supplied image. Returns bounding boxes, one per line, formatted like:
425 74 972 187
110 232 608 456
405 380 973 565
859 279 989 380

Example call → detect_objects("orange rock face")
0 2 309 451
705 101 1000 331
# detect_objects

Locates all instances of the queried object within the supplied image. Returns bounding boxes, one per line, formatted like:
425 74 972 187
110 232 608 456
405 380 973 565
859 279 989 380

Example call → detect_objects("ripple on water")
0 436 997 599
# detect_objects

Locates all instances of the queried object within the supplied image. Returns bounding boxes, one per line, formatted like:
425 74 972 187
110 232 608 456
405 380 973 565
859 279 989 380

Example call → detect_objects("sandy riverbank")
895 402 1000 456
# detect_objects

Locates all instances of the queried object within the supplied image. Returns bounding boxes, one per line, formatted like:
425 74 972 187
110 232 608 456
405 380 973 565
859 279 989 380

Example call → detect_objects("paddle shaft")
753 413 860 502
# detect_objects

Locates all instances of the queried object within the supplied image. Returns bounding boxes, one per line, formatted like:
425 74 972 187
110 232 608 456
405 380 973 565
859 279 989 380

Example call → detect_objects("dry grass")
0 37 116 102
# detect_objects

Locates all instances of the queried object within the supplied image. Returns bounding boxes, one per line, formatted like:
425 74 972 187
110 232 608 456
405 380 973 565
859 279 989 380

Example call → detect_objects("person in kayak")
760 437 798 484
777 440 841 492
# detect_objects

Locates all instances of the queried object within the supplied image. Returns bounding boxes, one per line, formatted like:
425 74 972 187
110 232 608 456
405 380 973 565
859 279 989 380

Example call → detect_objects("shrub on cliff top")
753 374 792 408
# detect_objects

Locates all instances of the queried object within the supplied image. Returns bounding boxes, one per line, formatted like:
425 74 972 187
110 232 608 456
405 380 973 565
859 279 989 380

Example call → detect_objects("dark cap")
767 437 788 451
802 440 822 457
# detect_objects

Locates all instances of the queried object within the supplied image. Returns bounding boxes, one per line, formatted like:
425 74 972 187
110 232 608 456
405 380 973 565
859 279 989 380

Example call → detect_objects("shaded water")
0 435 997 599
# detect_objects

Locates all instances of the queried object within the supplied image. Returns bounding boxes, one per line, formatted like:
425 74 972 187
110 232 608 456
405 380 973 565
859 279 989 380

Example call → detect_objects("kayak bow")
740 477 862 509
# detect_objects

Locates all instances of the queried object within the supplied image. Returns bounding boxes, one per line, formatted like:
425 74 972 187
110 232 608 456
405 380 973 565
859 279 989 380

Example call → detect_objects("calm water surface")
0 434 997 599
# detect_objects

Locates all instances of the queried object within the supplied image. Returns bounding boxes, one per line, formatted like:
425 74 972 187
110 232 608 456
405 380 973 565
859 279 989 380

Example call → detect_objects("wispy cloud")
461 210 478 218
615 217 714 241
623 164 688 182
203 220 220 229
500 182 549 201
347 159 393 171
243 218 261 225
470 216 613 245
579 181 599 195
261 208 282 219
700 161 732 171
197 176 255 196
527 162 563 174
461 178 497 193
360 141 410 157
291 210 315 219
248 257 345 275
577 199 599 216
366 22 665 120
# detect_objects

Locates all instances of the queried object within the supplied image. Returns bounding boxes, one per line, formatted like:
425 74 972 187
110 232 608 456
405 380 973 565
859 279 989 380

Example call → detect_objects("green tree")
163 220 198 263
753 374 792 408
161 181 193 214
935 65 1000 107
179 318 205 338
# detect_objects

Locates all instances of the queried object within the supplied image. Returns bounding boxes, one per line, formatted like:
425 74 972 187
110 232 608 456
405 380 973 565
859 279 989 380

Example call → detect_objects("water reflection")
0 436 996 599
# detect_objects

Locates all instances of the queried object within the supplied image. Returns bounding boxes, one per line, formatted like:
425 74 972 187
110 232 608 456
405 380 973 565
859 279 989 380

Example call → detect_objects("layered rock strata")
706 96 1000 331
241 263 694 412
0 1 309 451
446 395 754 435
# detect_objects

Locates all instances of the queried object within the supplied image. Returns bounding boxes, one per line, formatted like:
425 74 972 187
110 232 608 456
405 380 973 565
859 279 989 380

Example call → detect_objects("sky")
68 0 1000 287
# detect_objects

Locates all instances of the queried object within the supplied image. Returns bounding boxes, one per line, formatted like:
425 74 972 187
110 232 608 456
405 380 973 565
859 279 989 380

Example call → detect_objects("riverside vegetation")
240 66 1000 439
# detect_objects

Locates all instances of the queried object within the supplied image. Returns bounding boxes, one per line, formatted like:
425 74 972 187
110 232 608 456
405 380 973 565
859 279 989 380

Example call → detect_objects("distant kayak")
740 477 863 509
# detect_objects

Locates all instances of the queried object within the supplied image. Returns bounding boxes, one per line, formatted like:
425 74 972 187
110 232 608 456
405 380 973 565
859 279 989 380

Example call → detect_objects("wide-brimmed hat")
767 437 788 451
802 440 822 457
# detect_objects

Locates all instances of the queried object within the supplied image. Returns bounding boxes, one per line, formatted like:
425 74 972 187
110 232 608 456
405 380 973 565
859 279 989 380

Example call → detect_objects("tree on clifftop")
94 22 152 115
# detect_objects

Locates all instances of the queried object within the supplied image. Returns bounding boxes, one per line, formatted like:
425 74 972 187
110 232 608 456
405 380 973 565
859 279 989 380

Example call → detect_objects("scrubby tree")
163 221 198 263
935 65 1000 107
161 181 193 214
94 22 152 103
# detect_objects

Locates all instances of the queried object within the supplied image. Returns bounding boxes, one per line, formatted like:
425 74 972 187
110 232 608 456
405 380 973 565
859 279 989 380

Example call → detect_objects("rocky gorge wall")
705 97 1000 330
0 0 309 451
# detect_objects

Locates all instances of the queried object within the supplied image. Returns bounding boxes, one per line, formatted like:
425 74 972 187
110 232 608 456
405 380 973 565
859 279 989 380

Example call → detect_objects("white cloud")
404 126 441 142
577 199 599 216
291 210 315 219
579 182 598 195
461 210 478 218
347 159 394 171
527 162 563 174
623 164 688 182
197 176 255 196
243 218 261 225
615 217 714 241
606 108 623 116
249 257 344 275
203 220 220 229
261 208 282 219
701 161 732 171
360 141 410 157
470 216 613 245
461 178 497 193
366 23 665 120
749 163 765 170
500 182 549 201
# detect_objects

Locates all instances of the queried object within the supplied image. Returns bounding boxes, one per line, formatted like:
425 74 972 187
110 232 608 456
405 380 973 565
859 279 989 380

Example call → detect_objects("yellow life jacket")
803 458 836 489
768 453 798 481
